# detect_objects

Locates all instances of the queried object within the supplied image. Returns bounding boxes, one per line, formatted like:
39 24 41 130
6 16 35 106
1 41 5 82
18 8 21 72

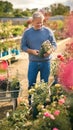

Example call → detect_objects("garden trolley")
0 60 20 110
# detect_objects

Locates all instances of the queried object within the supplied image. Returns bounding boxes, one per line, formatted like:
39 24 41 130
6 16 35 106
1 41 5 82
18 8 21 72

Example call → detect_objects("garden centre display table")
0 56 21 110
0 54 15 64
0 54 20 64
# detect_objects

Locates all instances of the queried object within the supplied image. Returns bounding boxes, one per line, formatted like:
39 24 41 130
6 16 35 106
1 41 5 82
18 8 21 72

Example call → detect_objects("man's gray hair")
32 11 44 20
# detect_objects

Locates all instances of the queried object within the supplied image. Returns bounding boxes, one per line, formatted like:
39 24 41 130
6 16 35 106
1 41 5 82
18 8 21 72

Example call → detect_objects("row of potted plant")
0 47 20 57
0 40 20 57
0 21 24 40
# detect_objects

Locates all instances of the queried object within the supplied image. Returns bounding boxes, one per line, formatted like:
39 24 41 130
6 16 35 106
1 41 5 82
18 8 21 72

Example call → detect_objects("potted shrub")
10 77 20 98
28 81 51 118
2 44 8 56
39 40 54 57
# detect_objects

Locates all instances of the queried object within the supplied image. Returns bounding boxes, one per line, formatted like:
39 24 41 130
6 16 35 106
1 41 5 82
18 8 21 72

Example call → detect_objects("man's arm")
21 32 39 56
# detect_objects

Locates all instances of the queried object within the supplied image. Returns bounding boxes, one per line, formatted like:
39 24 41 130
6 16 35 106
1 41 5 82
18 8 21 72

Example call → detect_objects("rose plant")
27 83 71 130
51 54 64 76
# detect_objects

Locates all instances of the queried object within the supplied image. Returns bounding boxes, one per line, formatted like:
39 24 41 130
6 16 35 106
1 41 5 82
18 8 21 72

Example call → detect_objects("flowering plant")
28 81 49 106
58 60 73 92
51 54 64 76
39 40 53 57
0 60 8 73
57 41 73 93
63 41 73 61
28 83 71 130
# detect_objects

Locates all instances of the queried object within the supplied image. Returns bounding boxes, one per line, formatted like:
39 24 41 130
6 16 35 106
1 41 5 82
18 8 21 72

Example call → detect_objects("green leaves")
39 40 53 57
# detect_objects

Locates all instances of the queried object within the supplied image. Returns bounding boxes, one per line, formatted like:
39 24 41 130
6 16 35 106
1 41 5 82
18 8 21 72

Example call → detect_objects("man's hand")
44 48 54 57
32 50 39 56
44 51 50 57
27 49 39 56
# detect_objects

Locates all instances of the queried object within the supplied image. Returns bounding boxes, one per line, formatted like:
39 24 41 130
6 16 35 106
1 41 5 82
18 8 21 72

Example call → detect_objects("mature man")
21 11 57 105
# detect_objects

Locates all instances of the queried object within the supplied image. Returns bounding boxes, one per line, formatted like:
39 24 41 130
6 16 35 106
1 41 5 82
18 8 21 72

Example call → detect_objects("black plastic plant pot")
0 79 8 91
32 104 39 119
10 81 20 98
11 88 20 98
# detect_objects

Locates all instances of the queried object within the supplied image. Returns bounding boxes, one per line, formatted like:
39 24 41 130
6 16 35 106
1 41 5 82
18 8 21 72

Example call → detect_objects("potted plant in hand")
39 40 54 57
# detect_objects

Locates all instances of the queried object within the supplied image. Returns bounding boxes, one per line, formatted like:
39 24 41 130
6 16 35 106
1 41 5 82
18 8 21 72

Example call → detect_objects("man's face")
32 17 44 30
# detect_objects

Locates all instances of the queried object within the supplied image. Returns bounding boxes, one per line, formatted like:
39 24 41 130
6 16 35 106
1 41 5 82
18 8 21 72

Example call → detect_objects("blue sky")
2 0 73 10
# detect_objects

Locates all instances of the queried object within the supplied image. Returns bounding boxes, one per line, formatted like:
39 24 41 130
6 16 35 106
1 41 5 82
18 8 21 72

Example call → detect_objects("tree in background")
0 1 13 17
13 9 24 17
50 3 70 16
0 1 71 17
